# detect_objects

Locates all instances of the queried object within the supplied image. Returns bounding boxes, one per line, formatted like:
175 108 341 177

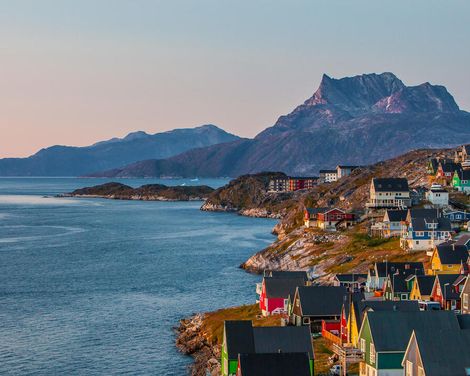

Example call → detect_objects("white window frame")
360 338 366 353
370 343 376 364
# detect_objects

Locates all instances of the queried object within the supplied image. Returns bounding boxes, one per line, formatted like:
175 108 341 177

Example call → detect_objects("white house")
319 169 337 183
426 184 449 207
367 178 411 209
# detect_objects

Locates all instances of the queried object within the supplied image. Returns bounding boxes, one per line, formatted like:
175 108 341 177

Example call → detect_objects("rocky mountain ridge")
90 72 470 178
0 124 239 176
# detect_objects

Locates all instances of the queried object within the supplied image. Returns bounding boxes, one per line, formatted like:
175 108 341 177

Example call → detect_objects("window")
464 293 469 310
370 343 376 364
360 338 366 353
303 317 310 325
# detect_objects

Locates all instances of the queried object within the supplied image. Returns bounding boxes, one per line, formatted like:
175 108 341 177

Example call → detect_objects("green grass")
201 304 281 345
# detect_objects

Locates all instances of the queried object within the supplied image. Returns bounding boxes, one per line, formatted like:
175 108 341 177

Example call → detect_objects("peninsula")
63 182 214 201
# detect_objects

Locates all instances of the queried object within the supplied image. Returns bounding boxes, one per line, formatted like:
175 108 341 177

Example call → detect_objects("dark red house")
430 274 466 310
288 177 318 191
317 208 355 231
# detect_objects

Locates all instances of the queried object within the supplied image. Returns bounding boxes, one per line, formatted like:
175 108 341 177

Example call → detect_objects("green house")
382 273 414 301
357 311 460 376
221 320 314 376
452 170 470 193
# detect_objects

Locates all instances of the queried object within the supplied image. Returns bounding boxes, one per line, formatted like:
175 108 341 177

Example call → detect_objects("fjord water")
0 178 276 375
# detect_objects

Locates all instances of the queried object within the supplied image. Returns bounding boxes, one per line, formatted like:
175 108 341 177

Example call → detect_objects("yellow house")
429 241 469 275
409 275 436 301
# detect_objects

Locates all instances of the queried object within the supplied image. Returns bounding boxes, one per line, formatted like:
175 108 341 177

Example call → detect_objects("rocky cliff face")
200 172 295 218
90 73 470 178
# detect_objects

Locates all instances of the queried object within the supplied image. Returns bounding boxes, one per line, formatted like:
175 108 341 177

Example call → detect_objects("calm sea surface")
0 178 276 375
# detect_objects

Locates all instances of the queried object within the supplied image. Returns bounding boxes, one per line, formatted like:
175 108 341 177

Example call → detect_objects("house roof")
372 178 409 192
455 234 470 246
238 353 311 376
224 321 255 358
334 274 368 283
436 242 469 265
305 207 329 216
385 209 408 222
342 292 366 319
410 217 451 232
412 328 470 376
439 161 461 173
353 300 419 331
252 326 314 358
297 286 348 317
265 270 308 281
456 169 470 180
415 275 436 296
429 186 448 193
337 165 359 170
407 208 440 220
264 277 306 299
375 262 424 278
319 169 337 174
385 273 410 294
435 274 463 300
366 311 460 352
429 158 439 173
457 314 470 329
225 322 314 360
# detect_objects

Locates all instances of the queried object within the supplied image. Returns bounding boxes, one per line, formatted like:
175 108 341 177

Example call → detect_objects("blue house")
443 210 470 223
400 217 452 252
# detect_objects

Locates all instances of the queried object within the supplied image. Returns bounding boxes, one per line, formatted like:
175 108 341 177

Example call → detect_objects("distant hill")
89 72 470 178
0 125 240 176
63 182 214 201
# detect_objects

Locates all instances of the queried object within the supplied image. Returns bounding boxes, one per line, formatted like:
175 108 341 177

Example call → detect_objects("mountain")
89 72 470 178
0 125 240 176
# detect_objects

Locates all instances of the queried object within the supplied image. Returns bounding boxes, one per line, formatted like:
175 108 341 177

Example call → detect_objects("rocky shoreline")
200 202 282 219
62 182 215 201
175 314 221 376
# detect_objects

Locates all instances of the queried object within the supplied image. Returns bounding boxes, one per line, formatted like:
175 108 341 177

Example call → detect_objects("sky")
0 0 469 158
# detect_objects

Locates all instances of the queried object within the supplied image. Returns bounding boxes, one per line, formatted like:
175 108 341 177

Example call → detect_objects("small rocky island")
63 182 214 201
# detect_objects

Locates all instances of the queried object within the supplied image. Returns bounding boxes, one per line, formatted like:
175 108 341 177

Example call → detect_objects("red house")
288 177 318 191
317 208 355 231
430 274 466 310
436 161 461 184
259 276 306 316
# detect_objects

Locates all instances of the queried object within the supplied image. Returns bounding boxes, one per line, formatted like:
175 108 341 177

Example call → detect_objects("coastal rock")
200 172 300 219
63 182 214 201
175 314 220 376
241 228 348 274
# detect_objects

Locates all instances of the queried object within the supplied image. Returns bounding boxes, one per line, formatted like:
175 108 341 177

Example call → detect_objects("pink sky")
1 1 469 158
